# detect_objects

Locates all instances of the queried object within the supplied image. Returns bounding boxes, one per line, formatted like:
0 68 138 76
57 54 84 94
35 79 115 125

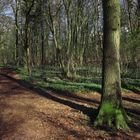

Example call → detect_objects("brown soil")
0 68 140 140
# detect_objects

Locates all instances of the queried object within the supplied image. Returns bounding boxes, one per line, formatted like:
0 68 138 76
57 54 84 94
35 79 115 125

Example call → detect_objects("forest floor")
0 68 140 140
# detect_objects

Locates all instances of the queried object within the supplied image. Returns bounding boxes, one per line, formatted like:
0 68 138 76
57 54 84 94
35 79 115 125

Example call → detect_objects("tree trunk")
15 0 19 66
94 0 129 130
41 18 45 68
24 17 32 76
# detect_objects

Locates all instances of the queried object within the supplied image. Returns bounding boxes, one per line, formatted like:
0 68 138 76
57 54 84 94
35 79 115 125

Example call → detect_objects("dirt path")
0 69 140 140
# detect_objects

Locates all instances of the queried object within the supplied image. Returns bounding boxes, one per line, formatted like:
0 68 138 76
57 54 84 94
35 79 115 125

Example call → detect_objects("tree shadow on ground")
123 97 140 104
0 115 25 139
1 73 140 132
127 112 140 132
0 74 98 122
47 87 100 104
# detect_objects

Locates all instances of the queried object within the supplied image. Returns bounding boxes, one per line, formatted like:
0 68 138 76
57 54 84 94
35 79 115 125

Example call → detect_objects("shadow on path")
0 74 98 122
123 97 140 104
0 73 140 131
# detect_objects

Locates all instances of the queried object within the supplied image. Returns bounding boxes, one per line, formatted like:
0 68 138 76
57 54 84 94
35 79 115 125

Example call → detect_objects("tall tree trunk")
137 0 140 31
41 21 45 68
40 0 46 71
23 0 35 76
94 0 129 129
24 17 31 76
15 0 19 66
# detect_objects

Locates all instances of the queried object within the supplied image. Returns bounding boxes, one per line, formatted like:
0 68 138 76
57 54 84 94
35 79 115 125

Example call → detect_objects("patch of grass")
122 83 140 94
0 64 4 67
46 79 101 93
16 67 101 94
16 67 140 94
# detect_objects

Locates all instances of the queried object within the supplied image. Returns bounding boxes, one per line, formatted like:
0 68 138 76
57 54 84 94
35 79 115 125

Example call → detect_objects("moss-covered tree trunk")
94 0 129 129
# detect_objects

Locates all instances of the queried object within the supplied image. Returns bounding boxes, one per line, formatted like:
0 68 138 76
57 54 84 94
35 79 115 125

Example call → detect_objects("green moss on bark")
94 102 129 130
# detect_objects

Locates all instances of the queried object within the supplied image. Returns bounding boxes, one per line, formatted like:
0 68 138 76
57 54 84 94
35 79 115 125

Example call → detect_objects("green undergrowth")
16 67 101 94
122 78 140 93
15 67 140 94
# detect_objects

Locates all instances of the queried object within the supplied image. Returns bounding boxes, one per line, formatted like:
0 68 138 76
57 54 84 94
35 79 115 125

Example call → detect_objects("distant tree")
22 0 35 75
11 0 19 65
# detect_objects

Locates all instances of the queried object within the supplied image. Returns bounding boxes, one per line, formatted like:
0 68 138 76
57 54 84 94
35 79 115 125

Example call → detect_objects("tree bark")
94 0 129 130
15 0 19 66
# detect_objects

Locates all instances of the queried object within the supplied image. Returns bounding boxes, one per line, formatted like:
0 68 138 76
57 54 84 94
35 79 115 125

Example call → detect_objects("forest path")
0 68 140 140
